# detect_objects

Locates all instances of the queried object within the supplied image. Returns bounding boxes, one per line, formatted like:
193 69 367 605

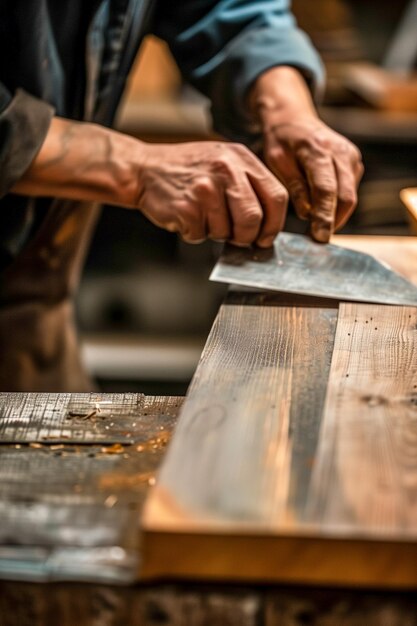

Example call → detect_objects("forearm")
248 65 318 128
12 117 144 208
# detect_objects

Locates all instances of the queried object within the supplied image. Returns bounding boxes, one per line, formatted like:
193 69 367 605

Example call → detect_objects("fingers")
333 162 358 231
225 174 263 246
298 150 338 243
263 121 363 243
247 170 288 247
220 146 287 247
267 147 311 220
201 182 231 242
182 177 231 243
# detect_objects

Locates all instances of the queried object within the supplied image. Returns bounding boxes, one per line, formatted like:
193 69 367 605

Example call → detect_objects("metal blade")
210 232 417 306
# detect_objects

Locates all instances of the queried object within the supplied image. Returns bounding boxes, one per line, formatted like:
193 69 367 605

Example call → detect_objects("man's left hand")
250 66 364 243
263 116 363 242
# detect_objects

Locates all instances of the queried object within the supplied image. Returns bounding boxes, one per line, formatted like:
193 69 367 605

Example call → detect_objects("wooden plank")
307 303 417 537
0 394 183 583
142 299 338 580
143 301 417 587
0 393 182 444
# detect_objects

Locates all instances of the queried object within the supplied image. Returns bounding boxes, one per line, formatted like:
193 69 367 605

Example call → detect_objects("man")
0 0 363 391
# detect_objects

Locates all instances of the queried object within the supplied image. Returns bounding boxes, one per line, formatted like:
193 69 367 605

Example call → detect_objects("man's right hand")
137 141 288 248
13 118 288 248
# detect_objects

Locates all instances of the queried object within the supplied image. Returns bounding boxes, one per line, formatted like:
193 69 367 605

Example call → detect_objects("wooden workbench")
1 236 417 624
1 392 416 625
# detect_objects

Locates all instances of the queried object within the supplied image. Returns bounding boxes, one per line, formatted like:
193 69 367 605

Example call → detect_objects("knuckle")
313 134 332 151
349 143 362 162
259 174 289 204
194 176 214 195
315 180 337 199
231 142 250 157
339 191 357 208
212 155 233 177
356 161 365 177
276 186 289 204
241 207 262 229
296 144 325 163
266 147 286 166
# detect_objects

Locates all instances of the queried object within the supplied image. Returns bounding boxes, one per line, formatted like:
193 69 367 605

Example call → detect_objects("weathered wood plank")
143 301 417 587
307 303 417 537
0 393 182 444
0 394 183 583
143 300 338 581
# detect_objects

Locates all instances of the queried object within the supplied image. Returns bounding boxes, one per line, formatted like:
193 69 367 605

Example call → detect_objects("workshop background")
77 0 417 395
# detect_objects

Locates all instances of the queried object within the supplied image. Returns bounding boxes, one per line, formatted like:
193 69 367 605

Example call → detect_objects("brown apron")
0 199 100 391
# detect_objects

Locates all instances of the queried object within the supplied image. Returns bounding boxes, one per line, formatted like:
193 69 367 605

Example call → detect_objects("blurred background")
77 0 417 394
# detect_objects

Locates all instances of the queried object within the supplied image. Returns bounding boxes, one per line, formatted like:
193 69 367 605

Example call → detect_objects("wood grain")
0 393 181 444
0 394 182 583
307 303 417 536
145 301 336 526
143 300 338 579
143 301 417 587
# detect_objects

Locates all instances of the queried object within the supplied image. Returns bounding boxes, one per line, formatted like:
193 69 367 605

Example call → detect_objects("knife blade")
210 232 417 306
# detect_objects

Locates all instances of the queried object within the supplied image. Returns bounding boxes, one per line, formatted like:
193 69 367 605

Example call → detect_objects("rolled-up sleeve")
153 0 325 142
0 87 54 198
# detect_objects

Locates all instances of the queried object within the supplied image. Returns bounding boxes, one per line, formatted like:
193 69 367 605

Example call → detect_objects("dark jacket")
0 0 323 390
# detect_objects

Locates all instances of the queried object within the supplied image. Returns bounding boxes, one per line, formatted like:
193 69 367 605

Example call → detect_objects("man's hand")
13 118 288 248
137 141 288 247
250 66 364 242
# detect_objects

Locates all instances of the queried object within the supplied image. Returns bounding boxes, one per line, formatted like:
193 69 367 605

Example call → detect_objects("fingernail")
257 236 275 248
311 224 330 243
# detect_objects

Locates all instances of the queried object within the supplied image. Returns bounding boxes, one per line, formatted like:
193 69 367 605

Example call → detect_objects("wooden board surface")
307 303 417 535
0 394 183 583
143 299 417 587
142 298 339 580
0 393 179 444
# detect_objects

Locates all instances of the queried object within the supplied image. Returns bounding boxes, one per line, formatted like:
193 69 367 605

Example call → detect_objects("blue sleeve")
153 0 325 142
